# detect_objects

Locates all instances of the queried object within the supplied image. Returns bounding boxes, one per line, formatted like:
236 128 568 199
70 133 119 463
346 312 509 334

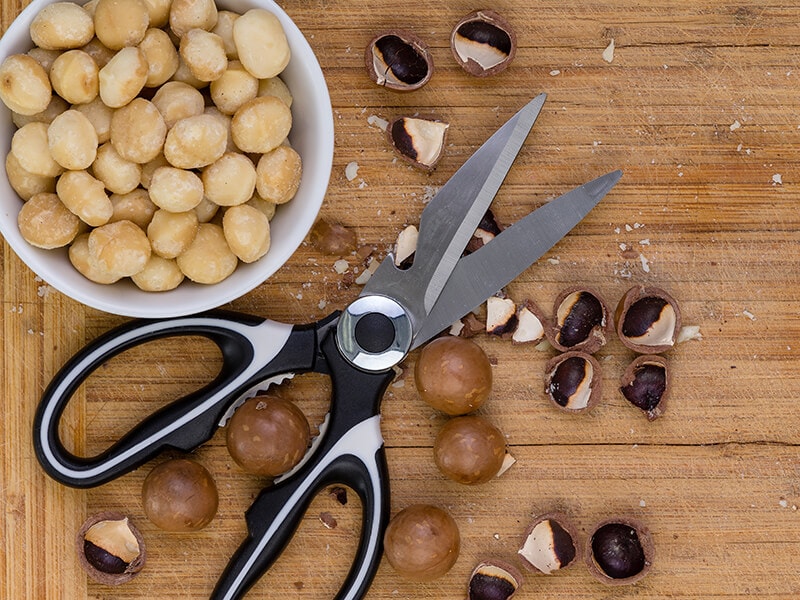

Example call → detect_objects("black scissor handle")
211 330 395 600
32 310 320 488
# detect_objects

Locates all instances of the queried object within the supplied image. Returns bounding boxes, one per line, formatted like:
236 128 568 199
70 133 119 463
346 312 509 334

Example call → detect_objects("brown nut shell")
433 415 506 484
451 10 516 77
383 504 460 581
365 30 433 92
468 559 523 600
544 350 602 413
616 285 681 353
415 336 492 416
547 286 612 354
142 458 218 532
517 512 579 574
76 511 146 585
586 517 654 585
387 115 448 171
309 218 357 256
619 354 669 420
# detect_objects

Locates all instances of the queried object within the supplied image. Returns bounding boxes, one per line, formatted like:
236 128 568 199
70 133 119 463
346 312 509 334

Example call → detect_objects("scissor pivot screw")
337 295 413 372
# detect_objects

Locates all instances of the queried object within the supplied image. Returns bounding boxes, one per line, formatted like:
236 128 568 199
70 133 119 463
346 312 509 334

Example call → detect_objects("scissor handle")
211 332 395 600
32 310 321 488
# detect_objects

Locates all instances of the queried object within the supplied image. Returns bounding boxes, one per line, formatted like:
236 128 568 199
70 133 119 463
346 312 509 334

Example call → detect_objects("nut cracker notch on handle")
33 94 622 600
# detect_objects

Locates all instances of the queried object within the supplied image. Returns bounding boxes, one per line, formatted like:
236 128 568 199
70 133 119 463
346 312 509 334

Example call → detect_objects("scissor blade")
410 170 622 349
362 95 546 327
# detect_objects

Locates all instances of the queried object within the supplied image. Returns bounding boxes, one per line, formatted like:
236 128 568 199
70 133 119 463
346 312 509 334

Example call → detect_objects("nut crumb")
367 115 388 131
333 259 349 274
345 161 359 181
742 309 756 321
730 120 742 131
602 38 615 63
319 512 337 529
639 253 650 273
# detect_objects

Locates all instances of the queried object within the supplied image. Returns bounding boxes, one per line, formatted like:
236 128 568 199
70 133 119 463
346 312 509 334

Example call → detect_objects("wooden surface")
3 0 800 598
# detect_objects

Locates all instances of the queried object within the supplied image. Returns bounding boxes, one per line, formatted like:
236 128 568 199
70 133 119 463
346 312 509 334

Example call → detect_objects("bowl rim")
0 0 334 317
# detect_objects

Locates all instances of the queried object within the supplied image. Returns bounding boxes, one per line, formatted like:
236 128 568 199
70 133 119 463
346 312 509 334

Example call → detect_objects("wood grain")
3 0 800 598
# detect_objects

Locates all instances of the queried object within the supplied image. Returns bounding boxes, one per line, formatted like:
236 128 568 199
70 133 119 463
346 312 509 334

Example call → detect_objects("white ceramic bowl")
0 0 333 317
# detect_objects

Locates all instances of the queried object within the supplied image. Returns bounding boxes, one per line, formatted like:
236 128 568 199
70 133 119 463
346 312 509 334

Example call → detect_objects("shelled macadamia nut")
548 286 612 354
518 512 579 574
132 255 185 291
615 285 681 354
586 518 654 585
231 95 291 153
0 54 53 115
5 152 56 200
26 47 61 74
56 170 113 226
98 46 148 108
30 2 95 50
212 11 240 59
222 203 270 263
18 192 81 249
12 122 64 177
92 142 142 195
139 28 180 87
93 0 149 50
48 50 99 104
11 95 68 129
147 208 199 258
74 96 114 143
176 223 238 284
76 512 146 585
233 8 290 79
164 114 228 168
69 233 121 283
544 350 602 413
80 38 115 68
202 152 256 206
210 60 258 114
169 0 218 37
148 166 204 212
88 220 151 277
180 29 227 82
48 109 99 170
255 145 301 204
109 188 156 229
142 0 171 28
151 81 205 128
257 76 292 106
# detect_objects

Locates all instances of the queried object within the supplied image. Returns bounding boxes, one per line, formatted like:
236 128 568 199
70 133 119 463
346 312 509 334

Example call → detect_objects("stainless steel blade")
410 169 623 348
362 94 547 330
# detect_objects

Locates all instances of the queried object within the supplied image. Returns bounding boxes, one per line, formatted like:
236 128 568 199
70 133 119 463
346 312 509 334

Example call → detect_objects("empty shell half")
451 10 516 77
619 354 669 420
365 30 433 92
616 285 681 353
544 350 602 412
387 116 449 170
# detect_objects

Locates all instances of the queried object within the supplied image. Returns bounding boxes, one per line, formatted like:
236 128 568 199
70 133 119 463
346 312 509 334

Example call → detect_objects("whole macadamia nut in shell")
383 504 460 581
415 336 492 415
142 458 218 532
225 395 310 476
433 415 506 484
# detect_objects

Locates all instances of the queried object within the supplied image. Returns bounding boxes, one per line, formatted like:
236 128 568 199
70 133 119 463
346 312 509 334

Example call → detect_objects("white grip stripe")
38 317 293 481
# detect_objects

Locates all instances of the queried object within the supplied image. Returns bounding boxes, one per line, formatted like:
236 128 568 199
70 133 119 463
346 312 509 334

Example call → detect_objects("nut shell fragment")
619 354 669 420
586 518 654 585
548 286 612 354
365 30 432 92
544 350 602 413
451 10 516 77
511 300 547 344
387 116 448 171
616 285 681 353
518 512 579 574
468 559 523 600
76 511 146 585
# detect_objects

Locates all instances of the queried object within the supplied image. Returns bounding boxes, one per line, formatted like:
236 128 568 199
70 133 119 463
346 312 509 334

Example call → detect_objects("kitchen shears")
33 93 621 600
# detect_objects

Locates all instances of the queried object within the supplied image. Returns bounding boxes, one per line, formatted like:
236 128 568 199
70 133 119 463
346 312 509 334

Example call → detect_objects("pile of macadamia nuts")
1 0 302 291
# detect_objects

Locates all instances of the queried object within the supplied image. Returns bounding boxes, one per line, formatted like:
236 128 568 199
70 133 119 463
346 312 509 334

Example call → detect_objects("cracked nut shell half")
468 559 523 600
544 350 602 413
615 285 681 353
548 286 612 354
620 354 669 420
387 116 449 170
518 512 579 574
586 518 654 585
451 10 516 77
77 512 146 585
365 30 433 92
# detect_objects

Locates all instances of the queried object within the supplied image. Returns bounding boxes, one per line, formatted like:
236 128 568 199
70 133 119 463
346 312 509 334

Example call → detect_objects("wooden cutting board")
3 0 800 597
